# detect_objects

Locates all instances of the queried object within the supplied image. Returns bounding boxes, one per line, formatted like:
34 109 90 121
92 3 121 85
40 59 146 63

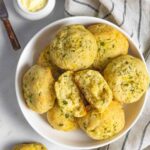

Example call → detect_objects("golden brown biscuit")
87 24 129 71
103 55 150 103
49 24 97 71
13 143 47 150
37 45 63 79
23 65 55 114
77 101 125 140
55 71 86 117
74 70 112 112
47 104 78 131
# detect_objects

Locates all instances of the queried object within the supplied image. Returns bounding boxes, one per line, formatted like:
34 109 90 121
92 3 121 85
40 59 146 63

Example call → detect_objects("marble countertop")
0 0 72 149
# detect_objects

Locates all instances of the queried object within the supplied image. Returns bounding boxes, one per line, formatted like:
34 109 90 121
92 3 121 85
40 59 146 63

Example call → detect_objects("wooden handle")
2 18 21 50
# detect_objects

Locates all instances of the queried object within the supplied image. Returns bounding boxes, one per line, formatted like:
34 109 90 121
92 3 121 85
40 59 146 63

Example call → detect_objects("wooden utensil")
0 0 21 50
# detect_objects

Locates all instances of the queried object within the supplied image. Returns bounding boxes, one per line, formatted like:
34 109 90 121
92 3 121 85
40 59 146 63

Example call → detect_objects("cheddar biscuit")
47 104 78 131
75 70 112 112
104 55 150 103
77 101 125 140
37 45 62 79
49 24 97 71
23 65 55 113
87 24 128 70
55 71 86 117
13 143 47 150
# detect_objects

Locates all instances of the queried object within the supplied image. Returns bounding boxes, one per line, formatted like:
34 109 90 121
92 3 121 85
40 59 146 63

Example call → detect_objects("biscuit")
87 24 128 70
55 71 86 117
77 101 125 140
49 24 97 70
37 45 63 79
104 55 150 103
47 104 78 131
75 70 112 112
13 143 47 150
23 65 55 113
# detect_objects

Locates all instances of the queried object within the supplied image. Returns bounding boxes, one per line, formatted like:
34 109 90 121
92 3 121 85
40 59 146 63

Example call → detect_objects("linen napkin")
65 0 150 150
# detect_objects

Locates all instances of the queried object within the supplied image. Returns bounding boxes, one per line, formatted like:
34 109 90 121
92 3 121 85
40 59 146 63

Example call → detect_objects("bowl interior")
15 17 147 149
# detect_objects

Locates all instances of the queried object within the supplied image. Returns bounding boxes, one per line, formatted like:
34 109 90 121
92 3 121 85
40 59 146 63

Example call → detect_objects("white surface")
15 16 148 149
13 0 56 20
0 0 68 150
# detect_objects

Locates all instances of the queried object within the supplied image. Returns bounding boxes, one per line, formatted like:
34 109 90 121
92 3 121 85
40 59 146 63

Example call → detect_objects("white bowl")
15 16 149 149
13 0 55 20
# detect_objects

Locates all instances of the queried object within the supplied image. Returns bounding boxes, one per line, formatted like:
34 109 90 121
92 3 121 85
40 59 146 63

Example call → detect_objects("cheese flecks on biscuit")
55 71 86 117
23 65 55 113
104 55 150 103
49 24 98 71
75 69 112 112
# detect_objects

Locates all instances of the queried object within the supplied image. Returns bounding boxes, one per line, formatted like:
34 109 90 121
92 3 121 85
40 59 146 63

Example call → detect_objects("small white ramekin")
13 0 56 20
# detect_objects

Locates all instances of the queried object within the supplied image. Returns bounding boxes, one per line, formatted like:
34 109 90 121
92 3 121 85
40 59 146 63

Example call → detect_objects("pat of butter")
20 0 48 12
